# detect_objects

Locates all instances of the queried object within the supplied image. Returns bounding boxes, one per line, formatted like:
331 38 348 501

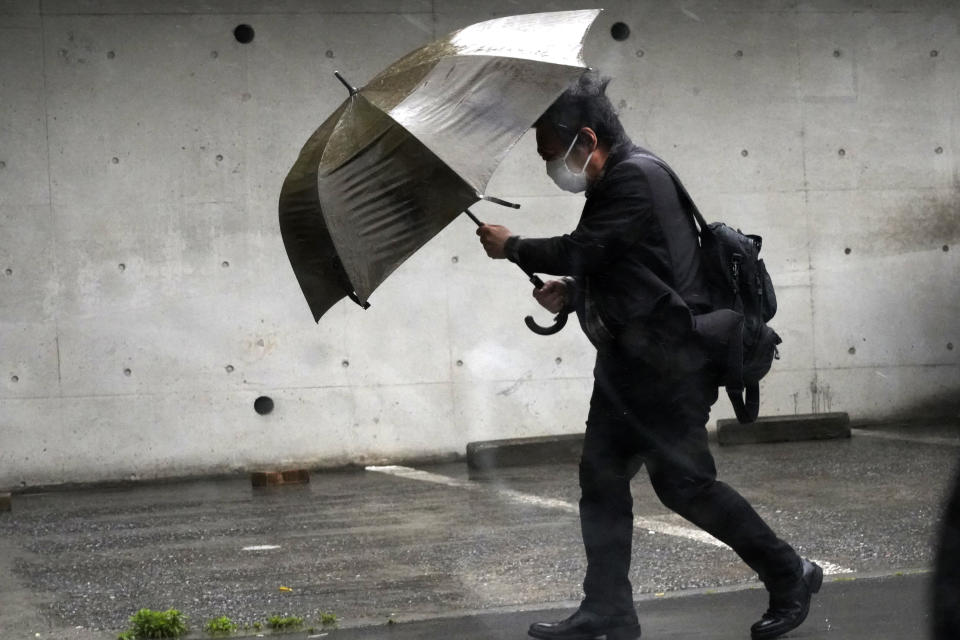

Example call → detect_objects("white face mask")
546 133 595 193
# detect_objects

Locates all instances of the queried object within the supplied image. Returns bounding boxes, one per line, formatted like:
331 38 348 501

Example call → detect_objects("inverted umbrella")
279 9 601 331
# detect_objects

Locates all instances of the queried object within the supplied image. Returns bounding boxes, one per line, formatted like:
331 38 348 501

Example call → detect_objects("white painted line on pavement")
242 545 281 551
817 560 854 575
369 465 468 488
367 465 854 575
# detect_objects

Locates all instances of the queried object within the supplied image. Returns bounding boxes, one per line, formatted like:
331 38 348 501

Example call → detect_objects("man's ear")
579 127 599 151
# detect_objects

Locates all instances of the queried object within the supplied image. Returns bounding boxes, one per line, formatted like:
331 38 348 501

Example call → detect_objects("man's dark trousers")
578 342 802 616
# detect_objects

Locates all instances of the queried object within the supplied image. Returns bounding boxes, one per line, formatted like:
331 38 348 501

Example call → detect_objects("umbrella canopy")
279 9 601 322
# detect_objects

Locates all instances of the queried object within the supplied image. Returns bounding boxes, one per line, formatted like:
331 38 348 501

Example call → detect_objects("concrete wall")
1 0 958 487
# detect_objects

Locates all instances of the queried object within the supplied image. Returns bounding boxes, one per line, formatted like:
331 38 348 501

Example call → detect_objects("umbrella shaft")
464 209 483 227
465 208 544 290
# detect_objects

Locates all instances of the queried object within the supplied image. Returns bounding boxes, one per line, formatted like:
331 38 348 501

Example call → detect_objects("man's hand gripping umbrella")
469 209 569 335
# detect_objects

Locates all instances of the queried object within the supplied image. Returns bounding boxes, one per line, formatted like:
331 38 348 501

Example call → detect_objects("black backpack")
639 155 781 424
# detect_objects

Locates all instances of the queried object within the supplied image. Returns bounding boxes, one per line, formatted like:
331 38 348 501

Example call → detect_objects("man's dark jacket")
505 144 711 348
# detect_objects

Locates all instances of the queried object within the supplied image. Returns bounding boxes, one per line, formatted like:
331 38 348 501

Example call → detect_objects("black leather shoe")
528 608 641 640
751 558 823 640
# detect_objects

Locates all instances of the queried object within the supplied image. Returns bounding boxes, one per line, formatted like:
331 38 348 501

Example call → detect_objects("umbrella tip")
481 195 521 209
334 70 359 96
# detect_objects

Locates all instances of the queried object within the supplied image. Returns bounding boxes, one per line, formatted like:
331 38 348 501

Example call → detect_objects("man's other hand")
533 279 567 314
477 224 511 259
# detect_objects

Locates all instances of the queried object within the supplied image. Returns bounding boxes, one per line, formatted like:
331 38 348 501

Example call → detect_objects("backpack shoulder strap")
728 384 760 424
633 152 709 233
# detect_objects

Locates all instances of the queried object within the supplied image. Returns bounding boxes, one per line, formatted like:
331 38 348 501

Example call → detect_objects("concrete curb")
467 413 854 469
467 434 584 470
717 412 851 445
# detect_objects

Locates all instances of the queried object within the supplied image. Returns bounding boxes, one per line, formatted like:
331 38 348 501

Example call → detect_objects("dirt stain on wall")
810 376 833 414
858 191 960 257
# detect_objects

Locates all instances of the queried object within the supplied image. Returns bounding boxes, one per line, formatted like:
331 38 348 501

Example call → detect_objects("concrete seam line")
365 466 853 573
851 429 960 447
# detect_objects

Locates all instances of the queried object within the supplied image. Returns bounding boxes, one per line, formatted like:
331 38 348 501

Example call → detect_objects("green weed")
119 608 188 639
320 612 338 626
267 615 303 630
203 616 237 634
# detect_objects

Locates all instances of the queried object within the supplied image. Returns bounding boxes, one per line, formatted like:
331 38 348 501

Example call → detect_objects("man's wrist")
504 235 523 263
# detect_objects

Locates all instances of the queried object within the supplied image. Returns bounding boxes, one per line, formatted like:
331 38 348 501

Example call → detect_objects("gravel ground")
0 422 957 639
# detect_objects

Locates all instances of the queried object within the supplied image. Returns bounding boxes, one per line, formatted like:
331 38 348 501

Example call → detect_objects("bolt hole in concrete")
118 263 125 271
4 268 11 275
11 375 19 383
451 256 458 263
931 49 939 57
741 149 749 157
107 50 115 59
216 154 223 161
555 357 562 364
111 157 119 164
935 146 944 154
221 260 230 268
610 22 630 41
838 148 846 156
123 368 132 376
943 245 950 252
341 359 349 368
845 247 852 255
225 364 234 373
948 343 954 351
833 49 842 57
234 24 254 44
325 49 335 58
254 396 274 415
0 160 6 169
635 49 644 57
456 359 464 367
735 50 743 58
848 347 856 355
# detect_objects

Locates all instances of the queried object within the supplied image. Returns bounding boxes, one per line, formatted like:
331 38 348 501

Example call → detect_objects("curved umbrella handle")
524 310 569 335
462 209 569 337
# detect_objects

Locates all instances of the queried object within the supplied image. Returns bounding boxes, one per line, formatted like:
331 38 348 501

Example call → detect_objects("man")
933 459 960 639
477 72 821 640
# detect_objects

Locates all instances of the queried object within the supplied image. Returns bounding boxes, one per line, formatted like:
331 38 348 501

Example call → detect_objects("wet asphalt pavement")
285 572 930 640
0 421 958 640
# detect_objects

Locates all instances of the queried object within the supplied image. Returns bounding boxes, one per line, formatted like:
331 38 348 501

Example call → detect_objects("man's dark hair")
536 71 631 153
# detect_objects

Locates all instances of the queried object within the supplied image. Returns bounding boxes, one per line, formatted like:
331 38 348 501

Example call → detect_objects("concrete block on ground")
251 469 310 487
467 433 584 470
0 492 11 512
717 412 851 446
